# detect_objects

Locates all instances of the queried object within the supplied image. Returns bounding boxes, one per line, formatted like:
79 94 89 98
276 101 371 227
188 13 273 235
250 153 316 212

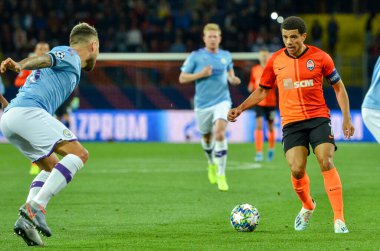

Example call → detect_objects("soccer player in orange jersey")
248 48 277 162
228 16 354 233
14 42 50 176
15 42 50 87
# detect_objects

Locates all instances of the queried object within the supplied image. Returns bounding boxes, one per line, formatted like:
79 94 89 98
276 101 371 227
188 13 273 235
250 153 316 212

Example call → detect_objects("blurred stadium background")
1 0 380 142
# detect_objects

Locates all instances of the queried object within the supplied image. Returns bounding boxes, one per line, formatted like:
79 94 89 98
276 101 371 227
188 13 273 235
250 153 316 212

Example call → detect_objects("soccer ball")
230 203 260 232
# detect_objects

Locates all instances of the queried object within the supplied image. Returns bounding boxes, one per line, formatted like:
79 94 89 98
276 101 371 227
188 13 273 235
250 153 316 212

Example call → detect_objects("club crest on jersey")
55 51 65 60
63 129 73 138
220 58 227 64
306 59 315 71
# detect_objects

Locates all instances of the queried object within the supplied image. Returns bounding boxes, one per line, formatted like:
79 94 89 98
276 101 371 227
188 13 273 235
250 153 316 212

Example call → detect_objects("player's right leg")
286 146 315 230
195 107 217 184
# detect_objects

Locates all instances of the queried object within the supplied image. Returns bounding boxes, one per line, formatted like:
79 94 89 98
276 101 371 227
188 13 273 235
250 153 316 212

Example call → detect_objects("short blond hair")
70 22 98 46
203 23 221 35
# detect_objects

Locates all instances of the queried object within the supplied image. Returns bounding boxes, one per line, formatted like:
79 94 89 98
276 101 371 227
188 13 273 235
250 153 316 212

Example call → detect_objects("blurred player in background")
14 42 50 175
179 23 241 191
362 56 380 143
14 42 50 87
0 22 99 246
248 48 277 162
55 91 80 129
228 16 354 233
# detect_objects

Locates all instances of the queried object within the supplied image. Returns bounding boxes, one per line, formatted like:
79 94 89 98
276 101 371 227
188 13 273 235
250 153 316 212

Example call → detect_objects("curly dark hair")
281 16 307 34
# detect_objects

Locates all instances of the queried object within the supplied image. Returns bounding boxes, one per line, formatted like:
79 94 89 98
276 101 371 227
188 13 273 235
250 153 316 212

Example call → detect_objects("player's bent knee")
291 168 306 179
214 131 226 141
287 160 307 179
78 148 89 164
318 156 334 171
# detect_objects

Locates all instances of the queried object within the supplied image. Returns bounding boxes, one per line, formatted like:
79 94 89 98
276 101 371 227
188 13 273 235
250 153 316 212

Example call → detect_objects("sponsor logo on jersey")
306 59 315 71
283 78 314 89
29 69 41 83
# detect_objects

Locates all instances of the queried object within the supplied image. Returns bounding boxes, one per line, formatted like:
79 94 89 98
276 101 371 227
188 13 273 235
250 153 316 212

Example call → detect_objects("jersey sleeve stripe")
48 53 56 67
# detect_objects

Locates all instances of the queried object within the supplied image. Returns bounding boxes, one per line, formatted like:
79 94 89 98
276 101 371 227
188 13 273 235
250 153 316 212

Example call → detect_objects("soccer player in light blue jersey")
179 23 241 192
362 56 380 143
0 22 99 246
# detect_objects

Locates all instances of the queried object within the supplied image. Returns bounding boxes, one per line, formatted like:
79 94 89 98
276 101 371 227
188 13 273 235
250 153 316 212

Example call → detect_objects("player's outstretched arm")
18 55 52 71
228 87 270 122
332 80 355 139
0 55 52 74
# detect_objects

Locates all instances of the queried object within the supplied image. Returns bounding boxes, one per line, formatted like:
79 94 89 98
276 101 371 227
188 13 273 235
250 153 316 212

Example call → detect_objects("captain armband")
326 68 341 85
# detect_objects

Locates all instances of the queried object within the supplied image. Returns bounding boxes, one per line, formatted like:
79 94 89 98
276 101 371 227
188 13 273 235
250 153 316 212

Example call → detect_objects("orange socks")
322 168 344 222
268 130 275 149
254 129 263 152
291 173 315 210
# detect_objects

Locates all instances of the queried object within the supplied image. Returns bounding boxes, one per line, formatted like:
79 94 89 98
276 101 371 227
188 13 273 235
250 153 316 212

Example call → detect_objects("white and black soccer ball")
230 203 260 232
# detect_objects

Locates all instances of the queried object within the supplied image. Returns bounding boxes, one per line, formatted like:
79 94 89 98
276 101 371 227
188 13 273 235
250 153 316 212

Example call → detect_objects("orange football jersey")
248 64 277 107
260 46 339 126
14 69 32 87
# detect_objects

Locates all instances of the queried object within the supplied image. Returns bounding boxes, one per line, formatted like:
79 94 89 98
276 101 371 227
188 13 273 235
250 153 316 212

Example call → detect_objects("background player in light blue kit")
179 23 241 192
0 22 99 246
362 56 380 143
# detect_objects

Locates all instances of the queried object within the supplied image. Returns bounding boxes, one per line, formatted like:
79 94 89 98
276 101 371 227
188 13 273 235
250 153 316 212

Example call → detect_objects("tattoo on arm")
19 55 52 70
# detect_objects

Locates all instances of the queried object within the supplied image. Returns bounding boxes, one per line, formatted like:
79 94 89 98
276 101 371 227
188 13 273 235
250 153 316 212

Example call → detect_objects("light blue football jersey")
5 46 81 115
181 48 233 109
362 56 380 110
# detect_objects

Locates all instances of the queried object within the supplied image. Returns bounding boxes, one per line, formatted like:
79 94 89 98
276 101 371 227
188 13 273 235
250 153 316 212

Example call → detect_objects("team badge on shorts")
306 59 315 71
63 129 73 138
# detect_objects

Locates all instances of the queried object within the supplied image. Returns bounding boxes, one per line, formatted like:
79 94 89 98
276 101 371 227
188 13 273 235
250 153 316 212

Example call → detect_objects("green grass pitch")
0 142 379 250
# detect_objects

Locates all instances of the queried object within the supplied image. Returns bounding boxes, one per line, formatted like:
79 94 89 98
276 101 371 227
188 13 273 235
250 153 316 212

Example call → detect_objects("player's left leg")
311 119 348 233
314 143 348 233
214 119 228 191
194 108 216 184
212 101 231 191
201 133 217 184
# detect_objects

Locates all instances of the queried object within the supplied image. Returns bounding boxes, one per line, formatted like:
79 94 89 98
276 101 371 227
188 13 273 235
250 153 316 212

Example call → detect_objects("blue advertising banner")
0 109 377 143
